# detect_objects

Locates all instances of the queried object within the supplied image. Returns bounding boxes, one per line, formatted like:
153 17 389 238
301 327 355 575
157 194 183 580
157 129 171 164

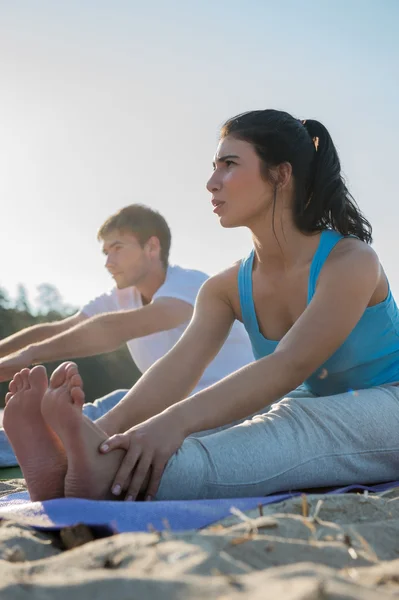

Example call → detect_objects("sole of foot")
41 362 126 500
3 365 67 501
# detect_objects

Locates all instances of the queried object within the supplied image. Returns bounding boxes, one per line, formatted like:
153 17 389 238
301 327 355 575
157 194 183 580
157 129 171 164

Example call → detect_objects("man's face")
102 230 150 289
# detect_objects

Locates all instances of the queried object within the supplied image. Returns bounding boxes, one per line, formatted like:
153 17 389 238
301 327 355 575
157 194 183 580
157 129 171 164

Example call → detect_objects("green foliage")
0 284 141 408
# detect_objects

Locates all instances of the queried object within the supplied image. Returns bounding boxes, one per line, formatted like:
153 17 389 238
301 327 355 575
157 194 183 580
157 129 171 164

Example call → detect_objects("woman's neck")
250 212 320 272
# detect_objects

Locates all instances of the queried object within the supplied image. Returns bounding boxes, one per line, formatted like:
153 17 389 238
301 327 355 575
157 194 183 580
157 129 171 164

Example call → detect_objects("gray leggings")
156 385 399 500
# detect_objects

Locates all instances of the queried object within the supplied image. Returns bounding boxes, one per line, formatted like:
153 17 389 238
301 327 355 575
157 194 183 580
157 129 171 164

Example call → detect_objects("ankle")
95 412 122 436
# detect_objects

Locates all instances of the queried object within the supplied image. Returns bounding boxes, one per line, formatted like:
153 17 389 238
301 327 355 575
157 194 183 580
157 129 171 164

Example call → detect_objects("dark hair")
221 110 372 243
98 204 172 268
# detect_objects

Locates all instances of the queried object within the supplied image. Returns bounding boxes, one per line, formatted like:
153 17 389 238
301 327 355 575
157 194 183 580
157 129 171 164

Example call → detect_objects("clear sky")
0 0 398 309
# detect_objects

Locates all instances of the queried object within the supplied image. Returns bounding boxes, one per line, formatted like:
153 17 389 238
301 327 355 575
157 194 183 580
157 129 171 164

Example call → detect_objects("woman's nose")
206 171 221 193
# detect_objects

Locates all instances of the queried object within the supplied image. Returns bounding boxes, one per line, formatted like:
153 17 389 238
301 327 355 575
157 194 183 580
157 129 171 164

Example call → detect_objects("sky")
0 0 398 310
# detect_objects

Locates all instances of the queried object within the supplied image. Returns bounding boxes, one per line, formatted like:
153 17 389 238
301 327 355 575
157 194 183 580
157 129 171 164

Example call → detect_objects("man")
0 204 254 465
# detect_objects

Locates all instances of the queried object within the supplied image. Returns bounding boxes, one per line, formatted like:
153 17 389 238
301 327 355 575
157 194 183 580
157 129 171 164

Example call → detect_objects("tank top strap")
238 249 258 333
308 230 345 302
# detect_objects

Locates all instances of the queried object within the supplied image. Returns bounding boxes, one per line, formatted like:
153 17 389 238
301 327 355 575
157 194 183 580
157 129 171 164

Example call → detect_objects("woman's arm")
96 272 237 435
102 242 381 500
174 242 381 435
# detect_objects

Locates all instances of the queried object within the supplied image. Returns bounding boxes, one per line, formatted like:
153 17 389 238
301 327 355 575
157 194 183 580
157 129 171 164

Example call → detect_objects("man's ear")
145 236 161 259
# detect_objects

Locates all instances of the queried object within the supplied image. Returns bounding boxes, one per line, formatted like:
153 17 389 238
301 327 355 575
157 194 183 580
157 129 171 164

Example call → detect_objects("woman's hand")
99 410 187 501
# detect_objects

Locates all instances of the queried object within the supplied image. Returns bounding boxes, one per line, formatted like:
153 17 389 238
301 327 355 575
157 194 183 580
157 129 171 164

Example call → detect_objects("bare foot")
2 366 67 501
41 362 126 500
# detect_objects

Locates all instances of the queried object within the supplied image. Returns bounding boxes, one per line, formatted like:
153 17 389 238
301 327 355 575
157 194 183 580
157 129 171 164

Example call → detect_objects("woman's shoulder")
328 235 379 267
199 262 243 314
208 261 242 286
321 234 383 296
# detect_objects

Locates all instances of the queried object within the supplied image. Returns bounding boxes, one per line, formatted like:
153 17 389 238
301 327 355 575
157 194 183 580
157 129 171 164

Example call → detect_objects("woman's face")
206 135 274 228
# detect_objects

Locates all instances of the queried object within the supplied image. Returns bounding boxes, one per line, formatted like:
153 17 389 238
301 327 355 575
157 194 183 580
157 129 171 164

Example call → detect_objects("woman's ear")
277 162 293 189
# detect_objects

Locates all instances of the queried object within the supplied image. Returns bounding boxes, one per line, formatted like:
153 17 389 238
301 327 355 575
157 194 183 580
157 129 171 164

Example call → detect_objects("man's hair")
98 204 172 268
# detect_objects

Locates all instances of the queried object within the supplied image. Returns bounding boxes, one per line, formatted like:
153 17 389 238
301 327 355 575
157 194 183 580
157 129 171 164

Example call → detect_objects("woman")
94 109 399 501
6 109 399 502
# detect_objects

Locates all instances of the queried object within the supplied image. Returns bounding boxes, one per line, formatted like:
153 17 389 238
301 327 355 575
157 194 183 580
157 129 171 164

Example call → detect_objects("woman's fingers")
111 445 142 497
144 462 166 501
124 454 153 501
99 424 180 501
100 434 129 453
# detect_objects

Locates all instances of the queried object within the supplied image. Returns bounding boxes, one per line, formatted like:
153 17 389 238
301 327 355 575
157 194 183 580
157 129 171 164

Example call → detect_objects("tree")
15 284 31 313
0 287 10 310
35 283 74 317
0 283 140 407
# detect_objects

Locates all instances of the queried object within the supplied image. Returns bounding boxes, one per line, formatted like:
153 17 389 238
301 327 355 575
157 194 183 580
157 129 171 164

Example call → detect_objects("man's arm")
95 274 236 435
0 312 87 359
0 298 193 381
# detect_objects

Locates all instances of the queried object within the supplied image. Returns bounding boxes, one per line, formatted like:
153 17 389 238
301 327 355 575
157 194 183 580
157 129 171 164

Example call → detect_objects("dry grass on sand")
1 479 399 598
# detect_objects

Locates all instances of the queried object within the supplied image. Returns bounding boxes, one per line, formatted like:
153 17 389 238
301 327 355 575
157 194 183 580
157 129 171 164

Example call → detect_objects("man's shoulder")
80 287 116 316
166 264 209 285
82 286 141 315
153 264 209 305
94 286 127 306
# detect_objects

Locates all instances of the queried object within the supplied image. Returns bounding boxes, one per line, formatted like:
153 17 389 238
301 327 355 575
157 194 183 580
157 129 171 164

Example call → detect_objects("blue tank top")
238 229 399 396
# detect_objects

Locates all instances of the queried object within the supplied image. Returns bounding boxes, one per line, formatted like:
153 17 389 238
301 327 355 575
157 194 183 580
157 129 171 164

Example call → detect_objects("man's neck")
135 264 168 305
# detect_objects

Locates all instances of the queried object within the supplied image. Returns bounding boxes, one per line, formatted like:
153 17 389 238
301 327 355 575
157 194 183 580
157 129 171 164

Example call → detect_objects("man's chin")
115 281 130 289
113 276 129 289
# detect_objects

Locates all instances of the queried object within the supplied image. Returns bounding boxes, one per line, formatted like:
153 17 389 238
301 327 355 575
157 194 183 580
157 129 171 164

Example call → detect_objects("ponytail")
299 119 372 243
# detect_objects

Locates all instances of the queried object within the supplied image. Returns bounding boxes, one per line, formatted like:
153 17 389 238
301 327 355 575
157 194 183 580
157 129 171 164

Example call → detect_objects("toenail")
112 485 121 496
101 444 109 452
126 495 133 502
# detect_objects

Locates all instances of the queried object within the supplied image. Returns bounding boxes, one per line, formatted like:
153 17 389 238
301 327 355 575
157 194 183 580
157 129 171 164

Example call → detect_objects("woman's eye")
225 160 235 167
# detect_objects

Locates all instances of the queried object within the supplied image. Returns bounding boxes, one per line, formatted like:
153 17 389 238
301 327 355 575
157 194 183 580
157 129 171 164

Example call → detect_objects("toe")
66 363 79 380
67 366 85 407
65 365 82 389
9 379 17 394
20 368 30 390
49 362 75 389
29 365 48 392
69 372 83 389
70 385 85 407
5 392 13 404
14 373 23 392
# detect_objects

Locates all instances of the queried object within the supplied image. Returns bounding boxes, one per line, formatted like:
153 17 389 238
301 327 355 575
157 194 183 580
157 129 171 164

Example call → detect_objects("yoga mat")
0 481 398 534
0 467 23 480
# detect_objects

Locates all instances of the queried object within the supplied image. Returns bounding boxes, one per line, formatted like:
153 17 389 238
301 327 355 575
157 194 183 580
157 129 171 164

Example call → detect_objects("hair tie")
301 120 319 152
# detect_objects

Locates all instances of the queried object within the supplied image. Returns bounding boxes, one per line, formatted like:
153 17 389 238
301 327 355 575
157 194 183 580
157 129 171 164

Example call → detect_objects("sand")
1 480 399 598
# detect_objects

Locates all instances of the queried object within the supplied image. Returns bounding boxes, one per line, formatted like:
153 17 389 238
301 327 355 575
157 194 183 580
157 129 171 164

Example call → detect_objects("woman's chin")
218 214 242 229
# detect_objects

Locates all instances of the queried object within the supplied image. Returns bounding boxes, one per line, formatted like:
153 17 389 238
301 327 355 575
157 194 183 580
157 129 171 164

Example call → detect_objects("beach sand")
1 480 399 598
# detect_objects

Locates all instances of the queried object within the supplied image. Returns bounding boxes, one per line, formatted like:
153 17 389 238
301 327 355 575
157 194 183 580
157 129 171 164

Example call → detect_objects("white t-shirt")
81 265 254 394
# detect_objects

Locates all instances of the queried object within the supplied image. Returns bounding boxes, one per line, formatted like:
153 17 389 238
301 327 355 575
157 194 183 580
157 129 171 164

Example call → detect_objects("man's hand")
0 348 34 382
99 409 187 501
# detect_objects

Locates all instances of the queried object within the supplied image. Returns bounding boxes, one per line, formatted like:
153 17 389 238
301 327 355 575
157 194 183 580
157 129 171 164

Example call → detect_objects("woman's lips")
212 199 225 214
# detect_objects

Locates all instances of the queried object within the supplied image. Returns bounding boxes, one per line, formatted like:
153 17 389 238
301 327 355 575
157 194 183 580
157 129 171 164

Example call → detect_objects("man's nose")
105 254 114 269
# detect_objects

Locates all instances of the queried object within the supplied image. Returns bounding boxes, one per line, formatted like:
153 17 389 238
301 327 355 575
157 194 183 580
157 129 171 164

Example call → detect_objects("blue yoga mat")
0 481 398 534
